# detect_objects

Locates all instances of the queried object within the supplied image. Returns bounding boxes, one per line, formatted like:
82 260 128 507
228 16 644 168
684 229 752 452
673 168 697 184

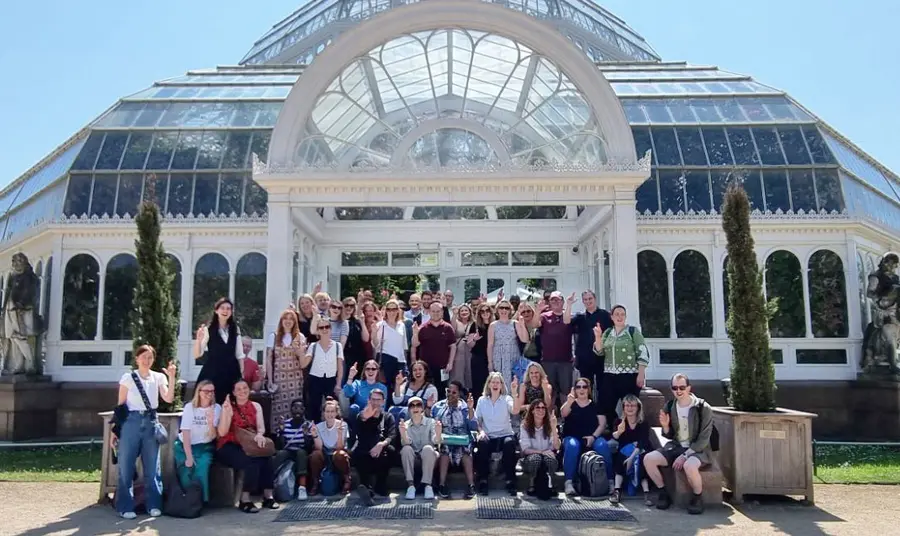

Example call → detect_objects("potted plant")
713 181 816 505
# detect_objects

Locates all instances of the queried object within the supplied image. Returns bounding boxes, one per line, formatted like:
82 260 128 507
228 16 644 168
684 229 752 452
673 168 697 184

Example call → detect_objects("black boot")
656 489 672 510
687 492 704 514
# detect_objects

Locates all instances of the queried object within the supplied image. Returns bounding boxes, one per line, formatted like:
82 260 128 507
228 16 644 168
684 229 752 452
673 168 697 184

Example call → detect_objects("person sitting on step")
433 381 477 499
560 377 614 496
399 396 441 500
309 398 351 496
342 359 388 422
608 394 652 506
643 373 714 515
391 360 438 420
474 372 522 496
273 398 313 501
519 399 560 498
353 388 397 505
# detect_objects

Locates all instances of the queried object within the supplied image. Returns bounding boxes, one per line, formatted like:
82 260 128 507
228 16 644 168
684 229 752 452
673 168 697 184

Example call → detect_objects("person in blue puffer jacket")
342 359 388 421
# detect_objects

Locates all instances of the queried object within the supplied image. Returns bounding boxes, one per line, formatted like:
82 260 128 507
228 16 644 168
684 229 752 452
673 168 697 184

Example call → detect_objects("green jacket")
662 394 714 465
593 325 650 374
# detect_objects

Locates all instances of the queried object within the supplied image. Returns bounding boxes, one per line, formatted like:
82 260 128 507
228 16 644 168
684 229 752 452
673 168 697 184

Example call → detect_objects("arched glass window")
765 250 805 337
103 254 138 340
808 250 848 338
673 250 713 337
192 253 230 331
168 254 182 334
637 250 669 338
406 129 499 169
62 254 100 340
234 253 267 339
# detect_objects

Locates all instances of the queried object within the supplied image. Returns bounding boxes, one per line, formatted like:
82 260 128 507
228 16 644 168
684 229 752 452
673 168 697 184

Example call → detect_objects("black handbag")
164 464 203 518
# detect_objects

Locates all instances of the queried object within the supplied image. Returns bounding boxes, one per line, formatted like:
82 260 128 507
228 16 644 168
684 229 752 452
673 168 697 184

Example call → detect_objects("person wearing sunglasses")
353 389 397 505
343 359 388 422
399 396 441 500
326 302 350 348
341 297 370 387
643 373 714 515
301 320 344 422
371 299 409 388
519 400 560 499
487 299 530 389
560 377 614 496
469 305 493 401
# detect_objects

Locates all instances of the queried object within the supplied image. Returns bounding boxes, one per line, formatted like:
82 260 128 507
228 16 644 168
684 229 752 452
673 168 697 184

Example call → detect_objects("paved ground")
2 482 898 536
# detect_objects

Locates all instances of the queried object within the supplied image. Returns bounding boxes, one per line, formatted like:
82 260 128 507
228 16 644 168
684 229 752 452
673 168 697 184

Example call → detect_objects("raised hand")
510 376 519 393
434 420 443 435
348 363 359 380
567 388 576 404
165 361 177 377
428 392 437 407
549 411 558 429
616 419 627 436
467 392 475 408
566 292 577 305
313 281 323 294
399 418 408 433
395 372 404 387
195 324 206 341
222 397 233 417
412 322 421 334
593 324 604 340
659 409 671 428
309 424 319 439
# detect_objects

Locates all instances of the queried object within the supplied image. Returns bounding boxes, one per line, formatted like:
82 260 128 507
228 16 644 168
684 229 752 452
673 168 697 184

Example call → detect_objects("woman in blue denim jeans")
110 345 176 519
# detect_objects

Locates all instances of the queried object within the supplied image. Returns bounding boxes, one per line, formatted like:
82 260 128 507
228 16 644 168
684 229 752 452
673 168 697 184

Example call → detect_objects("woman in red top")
216 379 279 513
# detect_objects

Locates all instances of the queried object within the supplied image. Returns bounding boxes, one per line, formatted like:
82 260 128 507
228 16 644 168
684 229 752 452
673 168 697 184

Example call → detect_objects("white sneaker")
564 480 576 496
120 512 136 520
405 485 416 500
297 486 308 501
423 485 434 500
148 508 161 517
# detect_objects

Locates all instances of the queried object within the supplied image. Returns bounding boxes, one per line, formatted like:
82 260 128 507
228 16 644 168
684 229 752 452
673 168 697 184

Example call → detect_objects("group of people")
109 286 717 520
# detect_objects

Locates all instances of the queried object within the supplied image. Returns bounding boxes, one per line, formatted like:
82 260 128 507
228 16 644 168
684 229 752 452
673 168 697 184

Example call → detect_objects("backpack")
664 400 719 452
576 451 609 497
319 462 340 496
272 459 296 503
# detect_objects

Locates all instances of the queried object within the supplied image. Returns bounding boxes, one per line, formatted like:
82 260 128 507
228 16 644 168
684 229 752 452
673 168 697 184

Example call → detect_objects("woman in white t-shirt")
309 399 352 495
111 345 176 519
301 318 344 422
370 299 408 386
173 380 222 503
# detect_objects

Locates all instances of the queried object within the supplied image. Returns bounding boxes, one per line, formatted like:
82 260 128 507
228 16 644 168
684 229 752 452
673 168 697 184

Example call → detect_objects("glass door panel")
446 274 481 305
486 275 508 304
515 277 557 302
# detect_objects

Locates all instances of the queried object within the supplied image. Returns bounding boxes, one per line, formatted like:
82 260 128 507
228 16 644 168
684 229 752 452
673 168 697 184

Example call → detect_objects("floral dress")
492 321 520 385
271 334 305 430
451 321 473 389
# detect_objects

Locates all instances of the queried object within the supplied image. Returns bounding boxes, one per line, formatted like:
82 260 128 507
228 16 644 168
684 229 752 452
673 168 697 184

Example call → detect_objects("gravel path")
2 482 898 536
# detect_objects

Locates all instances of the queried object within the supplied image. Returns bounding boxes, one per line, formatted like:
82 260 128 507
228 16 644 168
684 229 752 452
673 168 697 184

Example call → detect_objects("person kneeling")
643 373 714 515
400 396 441 500
353 389 397 505
519 400 560 499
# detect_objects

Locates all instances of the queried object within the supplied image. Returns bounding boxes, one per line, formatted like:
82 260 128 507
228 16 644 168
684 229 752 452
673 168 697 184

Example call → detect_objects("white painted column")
47 237 63 344
228 268 236 300
801 257 814 338
610 193 640 326
95 262 106 341
264 189 294 339
711 242 727 338
666 266 677 338
845 240 863 339
179 246 194 339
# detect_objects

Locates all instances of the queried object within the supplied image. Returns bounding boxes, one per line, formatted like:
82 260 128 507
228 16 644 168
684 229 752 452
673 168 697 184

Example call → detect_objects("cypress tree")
131 175 181 410
722 181 776 412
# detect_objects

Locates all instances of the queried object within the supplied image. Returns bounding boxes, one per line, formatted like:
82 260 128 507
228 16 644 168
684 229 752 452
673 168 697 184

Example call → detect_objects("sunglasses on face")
329 305 342 310
365 367 378 372
343 304 355 308
317 326 331 331
534 406 546 411
200 389 215 394
575 385 589 389
386 307 399 311
408 403 422 408
671 385 688 391
497 306 511 311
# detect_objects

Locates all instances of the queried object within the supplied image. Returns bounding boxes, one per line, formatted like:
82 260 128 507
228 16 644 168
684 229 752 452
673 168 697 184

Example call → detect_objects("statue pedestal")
0 375 59 440
848 376 900 440
640 386 666 427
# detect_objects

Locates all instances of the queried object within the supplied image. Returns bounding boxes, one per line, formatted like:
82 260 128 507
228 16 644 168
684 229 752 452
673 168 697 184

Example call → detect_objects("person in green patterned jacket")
592 305 650 434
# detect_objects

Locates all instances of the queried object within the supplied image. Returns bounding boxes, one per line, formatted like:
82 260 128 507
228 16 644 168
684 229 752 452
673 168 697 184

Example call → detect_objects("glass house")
3 0 896 407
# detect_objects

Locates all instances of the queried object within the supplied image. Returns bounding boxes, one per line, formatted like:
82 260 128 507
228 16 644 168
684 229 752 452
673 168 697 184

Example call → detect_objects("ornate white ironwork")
56 212 268 224
637 207 850 221
253 151 652 175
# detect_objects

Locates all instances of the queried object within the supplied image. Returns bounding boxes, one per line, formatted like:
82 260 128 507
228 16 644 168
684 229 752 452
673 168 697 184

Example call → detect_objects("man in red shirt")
412 302 457 398
529 291 576 409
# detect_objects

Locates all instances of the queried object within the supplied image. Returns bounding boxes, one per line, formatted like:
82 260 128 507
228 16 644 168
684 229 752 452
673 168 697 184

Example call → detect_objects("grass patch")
0 445 102 482
814 444 900 484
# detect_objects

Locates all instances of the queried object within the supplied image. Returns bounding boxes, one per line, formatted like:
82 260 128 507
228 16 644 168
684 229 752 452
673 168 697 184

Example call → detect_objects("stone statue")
0 253 42 376
861 252 900 376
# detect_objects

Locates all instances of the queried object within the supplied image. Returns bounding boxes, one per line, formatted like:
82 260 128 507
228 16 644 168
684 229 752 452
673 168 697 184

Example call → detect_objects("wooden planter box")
711 407 816 505
98 411 182 503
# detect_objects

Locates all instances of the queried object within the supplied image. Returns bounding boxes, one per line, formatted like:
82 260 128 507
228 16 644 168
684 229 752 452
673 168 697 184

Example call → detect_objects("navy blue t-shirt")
562 400 600 438
572 308 613 363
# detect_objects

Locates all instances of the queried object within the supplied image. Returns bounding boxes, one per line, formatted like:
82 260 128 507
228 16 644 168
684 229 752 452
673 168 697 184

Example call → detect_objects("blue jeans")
562 436 614 481
380 353 406 404
116 412 162 514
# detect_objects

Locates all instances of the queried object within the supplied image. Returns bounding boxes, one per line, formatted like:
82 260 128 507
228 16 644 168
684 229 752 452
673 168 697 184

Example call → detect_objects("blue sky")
0 0 897 185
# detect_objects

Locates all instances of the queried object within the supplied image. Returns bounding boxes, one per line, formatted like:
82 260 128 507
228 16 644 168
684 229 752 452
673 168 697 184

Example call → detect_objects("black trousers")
216 442 275 494
612 450 648 479
306 375 336 423
471 354 489 398
352 447 394 494
597 372 641 432
475 435 517 484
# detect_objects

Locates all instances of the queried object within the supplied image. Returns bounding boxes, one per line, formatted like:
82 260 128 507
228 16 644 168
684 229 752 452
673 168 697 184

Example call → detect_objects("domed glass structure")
1 0 896 418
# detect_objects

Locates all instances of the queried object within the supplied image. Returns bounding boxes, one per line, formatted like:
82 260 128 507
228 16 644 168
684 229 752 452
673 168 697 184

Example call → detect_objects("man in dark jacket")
643 373 714 515
353 389 397 504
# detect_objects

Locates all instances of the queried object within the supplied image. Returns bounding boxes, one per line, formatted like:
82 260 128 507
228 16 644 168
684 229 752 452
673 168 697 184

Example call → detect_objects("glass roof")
95 102 283 129
841 171 900 235
622 97 811 125
822 131 900 202
0 137 85 219
296 29 606 168
239 0 659 67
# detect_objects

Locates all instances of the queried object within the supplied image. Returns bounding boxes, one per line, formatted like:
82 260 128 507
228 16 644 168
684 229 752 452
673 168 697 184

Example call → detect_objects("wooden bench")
651 427 723 508
208 463 244 508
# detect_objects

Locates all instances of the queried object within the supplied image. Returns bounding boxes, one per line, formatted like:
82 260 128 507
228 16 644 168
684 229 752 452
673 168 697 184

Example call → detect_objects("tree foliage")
722 182 776 412
131 176 181 410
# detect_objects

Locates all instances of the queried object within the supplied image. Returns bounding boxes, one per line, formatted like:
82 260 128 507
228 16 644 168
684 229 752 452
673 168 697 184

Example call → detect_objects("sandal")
261 498 280 510
238 501 260 514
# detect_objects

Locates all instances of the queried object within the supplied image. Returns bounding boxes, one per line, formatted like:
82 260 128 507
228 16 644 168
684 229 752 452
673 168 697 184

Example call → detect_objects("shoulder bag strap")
131 371 157 418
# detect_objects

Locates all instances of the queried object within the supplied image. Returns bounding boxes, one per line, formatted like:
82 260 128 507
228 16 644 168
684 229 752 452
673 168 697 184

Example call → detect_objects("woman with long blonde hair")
296 294 317 342
267 308 308 429
174 380 221 503
451 304 474 389
469 303 493 395
370 299 408 384
487 299 529 386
